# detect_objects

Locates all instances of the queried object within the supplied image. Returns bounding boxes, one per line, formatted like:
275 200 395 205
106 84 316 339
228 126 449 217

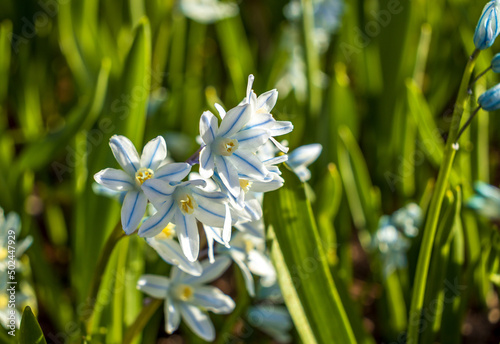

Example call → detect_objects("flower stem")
470 65 491 87
406 49 480 344
123 298 163 344
81 222 126 334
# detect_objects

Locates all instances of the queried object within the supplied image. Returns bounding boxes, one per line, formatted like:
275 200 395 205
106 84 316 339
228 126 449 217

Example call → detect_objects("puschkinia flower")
247 305 293 343
179 0 239 24
371 218 410 277
468 181 500 220
478 83 500 111
492 53 500 72
146 223 203 276
139 178 230 261
390 203 422 237
286 143 323 182
137 257 234 341
94 135 191 234
474 0 500 50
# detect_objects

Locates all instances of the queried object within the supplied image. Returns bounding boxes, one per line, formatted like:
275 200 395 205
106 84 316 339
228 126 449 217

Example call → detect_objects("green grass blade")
19 306 47 344
264 167 356 344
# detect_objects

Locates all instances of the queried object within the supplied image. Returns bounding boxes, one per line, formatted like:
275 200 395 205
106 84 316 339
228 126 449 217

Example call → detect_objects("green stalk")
81 222 126 334
300 0 321 118
123 298 163 344
406 49 480 344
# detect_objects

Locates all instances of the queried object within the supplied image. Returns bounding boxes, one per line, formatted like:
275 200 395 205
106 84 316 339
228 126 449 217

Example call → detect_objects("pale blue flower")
492 53 500 72
139 178 229 261
0 209 32 272
286 143 322 182
474 0 500 50
468 181 500 220
372 218 410 277
217 222 276 297
247 305 293 343
137 256 234 341
94 135 191 234
179 0 239 24
390 203 422 238
478 83 500 111
146 223 203 276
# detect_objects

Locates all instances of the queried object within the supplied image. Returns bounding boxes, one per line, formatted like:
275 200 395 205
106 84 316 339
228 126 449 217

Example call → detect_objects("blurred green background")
1 0 500 343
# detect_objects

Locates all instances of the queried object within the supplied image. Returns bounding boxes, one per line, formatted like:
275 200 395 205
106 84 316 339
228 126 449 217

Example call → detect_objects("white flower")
137 257 234 341
286 143 322 182
217 222 276 297
94 135 191 234
0 209 32 272
146 223 203 276
179 0 239 24
247 305 293 343
139 178 230 261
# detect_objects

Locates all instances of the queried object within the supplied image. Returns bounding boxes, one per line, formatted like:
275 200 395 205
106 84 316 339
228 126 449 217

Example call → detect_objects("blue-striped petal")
191 286 235 314
175 210 200 262
218 103 253 138
179 304 215 341
232 129 270 151
146 237 202 276
215 156 240 198
200 111 219 145
182 256 232 285
256 89 278 113
194 194 227 228
121 190 148 234
199 146 215 178
109 135 141 175
165 297 181 334
142 179 175 206
136 274 169 298
94 168 135 191
155 162 192 182
140 136 167 170
287 144 322 169
138 199 176 237
227 151 269 180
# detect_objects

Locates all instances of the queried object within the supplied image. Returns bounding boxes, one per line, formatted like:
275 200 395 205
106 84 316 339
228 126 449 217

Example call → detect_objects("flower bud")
478 83 500 110
492 53 500 72
474 0 500 50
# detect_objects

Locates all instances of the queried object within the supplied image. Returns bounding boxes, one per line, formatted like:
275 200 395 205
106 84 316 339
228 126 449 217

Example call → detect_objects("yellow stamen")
155 223 176 240
135 167 154 185
174 284 194 301
217 138 239 156
178 193 197 215
239 179 253 193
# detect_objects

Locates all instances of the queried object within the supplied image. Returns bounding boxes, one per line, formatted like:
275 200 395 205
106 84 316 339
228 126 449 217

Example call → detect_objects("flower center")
135 167 154 185
239 179 253 193
174 284 194 301
155 223 176 240
244 239 255 253
177 193 197 215
216 138 239 156
0 248 7 261
0 293 8 309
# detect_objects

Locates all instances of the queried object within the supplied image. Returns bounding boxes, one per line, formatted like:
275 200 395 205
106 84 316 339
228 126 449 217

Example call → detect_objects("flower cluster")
94 75 304 340
467 181 500 220
371 203 422 277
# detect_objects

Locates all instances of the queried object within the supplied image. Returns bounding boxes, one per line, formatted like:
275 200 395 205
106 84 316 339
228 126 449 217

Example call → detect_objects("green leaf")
19 306 47 344
264 167 356 344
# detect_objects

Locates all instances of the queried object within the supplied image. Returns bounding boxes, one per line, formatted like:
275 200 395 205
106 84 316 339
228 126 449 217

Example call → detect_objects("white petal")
138 199 176 237
256 89 278 113
270 120 293 136
136 275 169 298
175 210 200 262
240 199 263 222
250 173 284 192
200 111 219 145
215 156 241 198
248 250 276 281
141 179 175 206
121 190 148 234
194 194 227 228
140 136 167 170
179 303 215 342
217 103 253 138
287 144 323 169
191 286 235 314
94 168 135 191
109 135 141 175
214 103 226 119
182 255 232 285
227 151 269 180
243 113 275 131
232 256 255 297
294 166 311 182
222 204 232 244
232 129 270 151
146 237 203 276
165 297 181 334
155 163 192 182
262 155 288 166
199 146 215 178
204 226 226 264
269 137 289 153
